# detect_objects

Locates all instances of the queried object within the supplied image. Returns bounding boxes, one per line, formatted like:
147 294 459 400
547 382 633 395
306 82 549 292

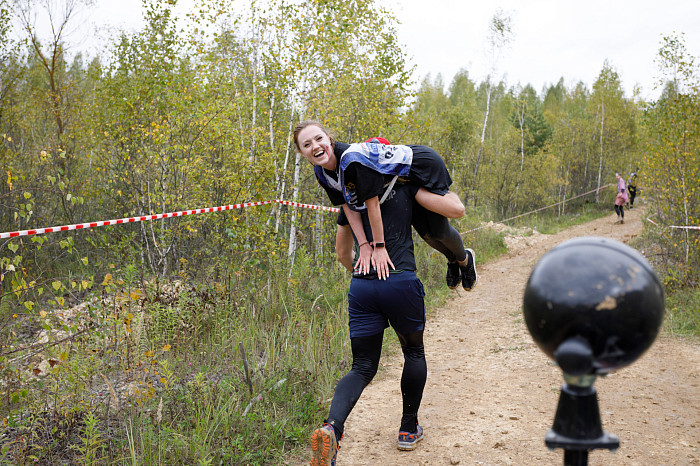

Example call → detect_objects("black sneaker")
446 261 460 289
460 249 478 291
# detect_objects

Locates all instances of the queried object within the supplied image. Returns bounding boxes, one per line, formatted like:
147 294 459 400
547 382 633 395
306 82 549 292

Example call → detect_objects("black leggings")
412 204 466 263
614 205 625 218
326 330 426 439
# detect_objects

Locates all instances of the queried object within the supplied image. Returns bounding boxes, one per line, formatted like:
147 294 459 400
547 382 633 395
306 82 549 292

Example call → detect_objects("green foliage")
642 33 699 271
664 285 700 337
1 0 698 462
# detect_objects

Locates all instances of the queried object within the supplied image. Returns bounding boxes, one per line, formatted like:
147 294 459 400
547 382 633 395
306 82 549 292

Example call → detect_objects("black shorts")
408 146 452 195
347 271 425 338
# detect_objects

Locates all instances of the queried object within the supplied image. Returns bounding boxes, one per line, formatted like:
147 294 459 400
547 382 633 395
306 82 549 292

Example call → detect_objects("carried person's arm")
366 196 394 280
342 205 373 275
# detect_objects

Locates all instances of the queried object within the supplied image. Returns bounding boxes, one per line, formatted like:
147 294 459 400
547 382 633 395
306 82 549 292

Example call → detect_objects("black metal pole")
564 450 588 466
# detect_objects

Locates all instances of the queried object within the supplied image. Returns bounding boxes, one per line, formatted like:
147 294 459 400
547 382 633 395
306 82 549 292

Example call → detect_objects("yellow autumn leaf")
40 310 47 318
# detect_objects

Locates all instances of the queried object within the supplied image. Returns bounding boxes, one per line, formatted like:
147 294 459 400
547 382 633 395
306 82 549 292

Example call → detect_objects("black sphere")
523 236 664 374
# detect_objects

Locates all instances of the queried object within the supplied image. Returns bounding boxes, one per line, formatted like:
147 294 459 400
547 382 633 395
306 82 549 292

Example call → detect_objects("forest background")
0 0 698 464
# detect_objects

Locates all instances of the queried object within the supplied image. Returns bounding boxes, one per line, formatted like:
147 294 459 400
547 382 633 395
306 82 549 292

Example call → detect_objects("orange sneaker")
310 424 339 466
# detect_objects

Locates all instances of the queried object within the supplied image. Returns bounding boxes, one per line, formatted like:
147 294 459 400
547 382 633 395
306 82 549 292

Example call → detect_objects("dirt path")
299 207 700 465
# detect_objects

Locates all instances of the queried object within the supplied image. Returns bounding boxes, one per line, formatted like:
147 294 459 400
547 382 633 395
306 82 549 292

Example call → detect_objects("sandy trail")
298 206 700 465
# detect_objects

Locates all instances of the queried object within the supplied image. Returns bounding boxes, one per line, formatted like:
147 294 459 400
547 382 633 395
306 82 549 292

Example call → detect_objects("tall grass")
630 222 700 340
2 198 695 464
0 242 353 464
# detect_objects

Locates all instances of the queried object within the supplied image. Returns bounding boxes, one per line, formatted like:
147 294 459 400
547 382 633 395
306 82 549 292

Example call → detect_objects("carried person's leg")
412 203 477 291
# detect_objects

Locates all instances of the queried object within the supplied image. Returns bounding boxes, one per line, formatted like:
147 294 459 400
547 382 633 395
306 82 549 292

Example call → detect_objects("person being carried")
293 120 477 291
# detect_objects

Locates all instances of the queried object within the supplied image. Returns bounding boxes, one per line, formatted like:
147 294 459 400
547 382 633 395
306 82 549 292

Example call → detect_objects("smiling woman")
293 120 478 292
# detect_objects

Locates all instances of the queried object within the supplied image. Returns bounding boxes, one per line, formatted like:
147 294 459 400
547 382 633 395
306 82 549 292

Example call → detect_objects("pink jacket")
615 177 629 206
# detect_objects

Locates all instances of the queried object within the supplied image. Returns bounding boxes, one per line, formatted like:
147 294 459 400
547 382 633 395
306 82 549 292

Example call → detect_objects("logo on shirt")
345 182 355 190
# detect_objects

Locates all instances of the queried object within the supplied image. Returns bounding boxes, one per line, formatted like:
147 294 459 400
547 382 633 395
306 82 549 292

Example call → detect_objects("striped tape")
3 191 695 240
0 200 340 239
646 217 700 230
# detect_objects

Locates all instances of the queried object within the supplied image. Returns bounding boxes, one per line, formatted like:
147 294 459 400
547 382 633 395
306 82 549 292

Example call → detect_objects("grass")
508 201 612 234
664 287 700 337
0 245 352 465
1 199 696 464
629 218 700 340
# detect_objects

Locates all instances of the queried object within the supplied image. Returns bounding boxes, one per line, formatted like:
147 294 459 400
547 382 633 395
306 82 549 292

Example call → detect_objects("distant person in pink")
614 173 629 224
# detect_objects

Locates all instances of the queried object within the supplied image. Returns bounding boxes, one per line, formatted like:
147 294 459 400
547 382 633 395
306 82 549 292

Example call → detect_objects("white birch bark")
596 98 605 203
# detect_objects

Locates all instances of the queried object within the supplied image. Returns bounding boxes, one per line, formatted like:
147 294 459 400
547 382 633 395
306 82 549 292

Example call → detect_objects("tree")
473 10 513 186
591 61 635 201
643 33 699 270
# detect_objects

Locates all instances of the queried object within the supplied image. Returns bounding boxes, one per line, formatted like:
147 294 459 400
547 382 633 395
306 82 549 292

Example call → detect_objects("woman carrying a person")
293 120 477 291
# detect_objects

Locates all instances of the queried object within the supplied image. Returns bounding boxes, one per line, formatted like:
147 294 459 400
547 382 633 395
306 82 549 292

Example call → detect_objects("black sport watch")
373 242 385 248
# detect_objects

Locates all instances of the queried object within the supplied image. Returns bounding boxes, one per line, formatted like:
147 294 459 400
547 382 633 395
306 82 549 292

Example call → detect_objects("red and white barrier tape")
646 217 700 230
3 190 695 241
0 199 340 239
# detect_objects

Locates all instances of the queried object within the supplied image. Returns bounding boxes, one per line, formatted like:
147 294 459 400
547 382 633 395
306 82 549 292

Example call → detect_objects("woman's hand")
371 245 395 280
354 243 373 275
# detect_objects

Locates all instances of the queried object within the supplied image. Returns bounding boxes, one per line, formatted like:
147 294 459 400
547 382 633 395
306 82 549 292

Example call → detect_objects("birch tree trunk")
515 100 525 209
249 38 258 164
275 111 295 234
287 151 302 265
596 99 605 202
473 82 491 184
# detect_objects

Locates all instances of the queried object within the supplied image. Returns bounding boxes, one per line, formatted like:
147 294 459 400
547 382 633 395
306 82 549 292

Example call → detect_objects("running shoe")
310 424 339 466
446 261 460 289
460 248 478 291
397 424 424 451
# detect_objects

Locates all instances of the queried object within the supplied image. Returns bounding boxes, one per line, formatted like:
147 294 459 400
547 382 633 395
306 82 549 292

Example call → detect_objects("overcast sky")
82 0 700 101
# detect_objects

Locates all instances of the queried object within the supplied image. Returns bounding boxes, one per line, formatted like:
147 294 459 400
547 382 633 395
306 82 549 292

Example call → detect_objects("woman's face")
296 125 336 170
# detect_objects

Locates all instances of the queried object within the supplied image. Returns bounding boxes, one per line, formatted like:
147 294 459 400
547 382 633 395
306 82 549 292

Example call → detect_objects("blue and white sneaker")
397 424 424 451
